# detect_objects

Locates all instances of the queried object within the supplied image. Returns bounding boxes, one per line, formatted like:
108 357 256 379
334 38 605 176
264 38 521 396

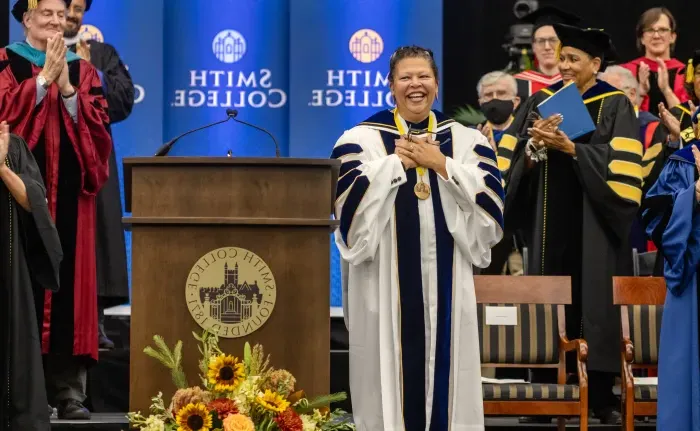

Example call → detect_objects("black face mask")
481 99 515 125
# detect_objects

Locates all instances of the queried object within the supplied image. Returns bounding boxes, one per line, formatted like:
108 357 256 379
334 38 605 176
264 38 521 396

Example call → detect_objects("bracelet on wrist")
61 88 77 99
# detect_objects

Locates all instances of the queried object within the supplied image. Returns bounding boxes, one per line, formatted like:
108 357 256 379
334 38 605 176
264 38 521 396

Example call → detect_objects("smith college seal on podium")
185 247 276 338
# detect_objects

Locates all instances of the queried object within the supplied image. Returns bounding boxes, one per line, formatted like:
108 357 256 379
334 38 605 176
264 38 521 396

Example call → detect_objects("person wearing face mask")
331 45 503 430
621 7 689 117
0 0 112 420
513 6 581 104
474 71 524 278
502 25 642 424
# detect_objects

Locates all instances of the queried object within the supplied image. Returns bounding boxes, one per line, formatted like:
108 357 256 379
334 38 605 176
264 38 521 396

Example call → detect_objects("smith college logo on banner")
309 28 393 108
172 29 287 109
186 247 277 338
212 30 247 64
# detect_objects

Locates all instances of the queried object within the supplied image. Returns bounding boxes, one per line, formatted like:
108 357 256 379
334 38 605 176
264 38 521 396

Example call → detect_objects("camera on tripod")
502 0 538 73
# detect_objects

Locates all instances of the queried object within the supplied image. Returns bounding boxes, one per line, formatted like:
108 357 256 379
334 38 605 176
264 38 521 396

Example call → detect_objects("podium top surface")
123 157 340 167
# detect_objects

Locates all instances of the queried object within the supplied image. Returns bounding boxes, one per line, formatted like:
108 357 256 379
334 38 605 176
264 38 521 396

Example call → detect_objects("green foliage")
193 330 223 388
142 336 188 389
452 104 486 127
295 392 348 414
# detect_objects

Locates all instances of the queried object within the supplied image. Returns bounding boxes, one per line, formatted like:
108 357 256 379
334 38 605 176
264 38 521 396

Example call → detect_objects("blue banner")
289 0 443 306
163 0 289 157
8 0 443 308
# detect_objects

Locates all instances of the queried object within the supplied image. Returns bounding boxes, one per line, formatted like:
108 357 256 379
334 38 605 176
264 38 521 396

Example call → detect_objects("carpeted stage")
66 307 655 431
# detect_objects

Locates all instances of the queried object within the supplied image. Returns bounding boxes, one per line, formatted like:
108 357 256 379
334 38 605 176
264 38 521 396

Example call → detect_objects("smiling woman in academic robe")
498 25 642 424
332 45 504 430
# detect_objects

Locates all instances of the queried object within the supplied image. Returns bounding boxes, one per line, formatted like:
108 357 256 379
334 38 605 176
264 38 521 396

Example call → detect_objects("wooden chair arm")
561 337 588 362
622 338 634 363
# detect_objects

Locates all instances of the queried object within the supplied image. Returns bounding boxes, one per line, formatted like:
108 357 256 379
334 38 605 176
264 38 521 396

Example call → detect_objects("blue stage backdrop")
7 0 443 308
163 0 289 158
289 0 443 306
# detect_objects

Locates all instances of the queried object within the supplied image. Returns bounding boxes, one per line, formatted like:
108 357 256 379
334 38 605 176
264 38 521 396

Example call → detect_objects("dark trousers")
43 354 87 404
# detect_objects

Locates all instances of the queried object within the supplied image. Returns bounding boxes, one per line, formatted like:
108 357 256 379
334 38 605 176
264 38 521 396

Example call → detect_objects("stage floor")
51 414 655 430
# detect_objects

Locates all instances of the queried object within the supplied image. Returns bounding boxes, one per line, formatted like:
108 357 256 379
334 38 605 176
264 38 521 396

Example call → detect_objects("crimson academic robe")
642 142 700 430
513 70 561 105
499 80 641 373
0 47 111 362
621 57 689 116
1 134 62 431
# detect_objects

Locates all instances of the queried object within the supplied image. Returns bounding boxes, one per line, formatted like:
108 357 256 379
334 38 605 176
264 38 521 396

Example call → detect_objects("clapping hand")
76 39 91 63
639 62 651 97
41 32 66 85
477 123 497 151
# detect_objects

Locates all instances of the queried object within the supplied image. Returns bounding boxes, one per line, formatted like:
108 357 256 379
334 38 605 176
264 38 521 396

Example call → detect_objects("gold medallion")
414 181 431 199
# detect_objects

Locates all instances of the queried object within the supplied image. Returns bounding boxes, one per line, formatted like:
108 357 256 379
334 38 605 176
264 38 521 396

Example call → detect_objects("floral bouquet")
127 331 355 431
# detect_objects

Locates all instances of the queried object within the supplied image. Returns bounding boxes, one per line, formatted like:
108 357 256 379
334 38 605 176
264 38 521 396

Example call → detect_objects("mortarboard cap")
85 0 92 10
554 24 614 60
521 5 581 33
12 0 71 23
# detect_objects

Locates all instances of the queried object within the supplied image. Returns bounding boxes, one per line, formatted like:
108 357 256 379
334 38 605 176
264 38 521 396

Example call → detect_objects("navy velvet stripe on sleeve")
331 143 363 159
340 160 362 177
473 143 497 163
478 161 501 182
476 192 504 230
483 171 505 203
339 175 370 245
337 170 362 198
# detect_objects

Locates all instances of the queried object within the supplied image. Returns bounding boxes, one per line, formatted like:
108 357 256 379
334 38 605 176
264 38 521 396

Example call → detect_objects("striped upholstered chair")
612 277 666 431
474 276 589 431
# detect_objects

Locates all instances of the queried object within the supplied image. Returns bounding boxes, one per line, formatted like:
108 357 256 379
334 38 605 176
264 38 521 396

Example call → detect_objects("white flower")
231 376 260 415
300 414 318 431
142 416 165 431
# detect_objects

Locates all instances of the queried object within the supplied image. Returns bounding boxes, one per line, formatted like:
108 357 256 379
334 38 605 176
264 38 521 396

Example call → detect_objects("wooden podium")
123 157 340 412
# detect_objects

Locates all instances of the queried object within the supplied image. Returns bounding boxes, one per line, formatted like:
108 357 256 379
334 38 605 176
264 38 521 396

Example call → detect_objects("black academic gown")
70 40 134 306
0 135 62 431
500 80 642 373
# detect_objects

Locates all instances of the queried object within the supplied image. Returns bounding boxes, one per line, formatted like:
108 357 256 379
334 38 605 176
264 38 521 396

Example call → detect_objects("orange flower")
207 398 238 419
222 414 254 431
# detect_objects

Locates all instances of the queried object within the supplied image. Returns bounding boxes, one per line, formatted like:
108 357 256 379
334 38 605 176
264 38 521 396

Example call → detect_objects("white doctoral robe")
332 109 504 431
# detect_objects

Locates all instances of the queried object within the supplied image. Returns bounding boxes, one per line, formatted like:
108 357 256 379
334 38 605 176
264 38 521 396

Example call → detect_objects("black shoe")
593 406 621 425
57 399 91 420
98 323 115 350
518 416 553 423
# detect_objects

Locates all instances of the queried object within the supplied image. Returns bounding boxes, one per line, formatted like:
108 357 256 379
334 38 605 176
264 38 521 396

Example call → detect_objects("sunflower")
176 403 213 431
207 354 245 392
255 389 290 413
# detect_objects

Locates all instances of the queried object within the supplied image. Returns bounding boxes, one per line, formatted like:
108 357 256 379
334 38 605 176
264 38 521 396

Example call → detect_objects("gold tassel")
554 41 562 62
687 58 695 84
28 0 38 9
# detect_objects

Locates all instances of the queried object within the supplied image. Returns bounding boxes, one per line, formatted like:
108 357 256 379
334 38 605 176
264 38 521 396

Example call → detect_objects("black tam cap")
12 0 72 23
554 24 614 60
85 0 92 10
522 5 581 33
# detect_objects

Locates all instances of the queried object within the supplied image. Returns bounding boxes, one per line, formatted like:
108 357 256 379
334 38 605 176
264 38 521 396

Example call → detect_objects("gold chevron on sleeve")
608 160 643 181
610 137 643 157
642 162 656 179
642 143 662 162
498 134 517 151
607 181 642 205
497 156 511 172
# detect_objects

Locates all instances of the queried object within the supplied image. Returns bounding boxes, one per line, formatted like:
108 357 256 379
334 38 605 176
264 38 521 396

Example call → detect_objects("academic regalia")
670 101 698 146
333 109 503 430
66 37 134 307
0 43 111 362
621 57 689 116
500 77 641 374
641 141 700 430
1 134 62 431
514 6 580 104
